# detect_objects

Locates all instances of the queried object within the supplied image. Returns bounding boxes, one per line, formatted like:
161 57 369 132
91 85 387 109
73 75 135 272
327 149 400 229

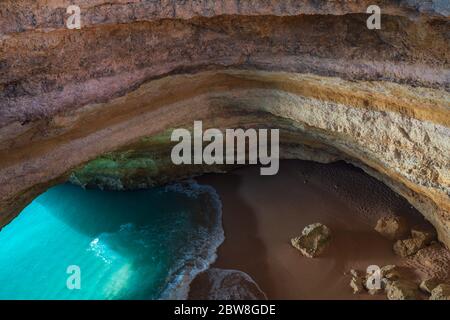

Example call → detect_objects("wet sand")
191 160 438 300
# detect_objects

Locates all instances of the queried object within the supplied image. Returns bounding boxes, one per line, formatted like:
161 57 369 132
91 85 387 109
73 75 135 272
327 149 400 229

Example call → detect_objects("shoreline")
190 160 445 300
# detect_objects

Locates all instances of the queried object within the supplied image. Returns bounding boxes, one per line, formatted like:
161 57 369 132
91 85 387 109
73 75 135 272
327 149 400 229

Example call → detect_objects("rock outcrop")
375 216 409 241
380 265 405 282
429 283 450 300
0 1 449 248
419 278 441 294
349 265 421 298
393 225 438 257
387 280 420 300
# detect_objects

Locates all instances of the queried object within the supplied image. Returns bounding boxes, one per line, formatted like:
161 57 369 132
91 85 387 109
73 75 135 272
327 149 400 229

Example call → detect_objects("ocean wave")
159 180 224 300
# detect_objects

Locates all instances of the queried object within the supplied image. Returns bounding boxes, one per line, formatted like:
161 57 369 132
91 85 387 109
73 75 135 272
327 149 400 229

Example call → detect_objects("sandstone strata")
0 1 449 248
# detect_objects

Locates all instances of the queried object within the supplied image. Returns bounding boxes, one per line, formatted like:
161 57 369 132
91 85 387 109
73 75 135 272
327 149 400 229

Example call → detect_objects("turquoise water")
0 181 223 300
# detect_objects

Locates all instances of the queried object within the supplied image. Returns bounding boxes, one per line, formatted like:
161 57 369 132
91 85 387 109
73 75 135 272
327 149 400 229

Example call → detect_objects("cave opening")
0 0 448 303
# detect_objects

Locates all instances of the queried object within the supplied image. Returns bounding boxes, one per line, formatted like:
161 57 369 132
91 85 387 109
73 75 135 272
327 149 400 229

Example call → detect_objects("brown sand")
192 160 444 300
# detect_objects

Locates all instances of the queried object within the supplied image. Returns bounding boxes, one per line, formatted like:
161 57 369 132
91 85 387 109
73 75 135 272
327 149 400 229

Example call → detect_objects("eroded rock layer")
0 1 449 246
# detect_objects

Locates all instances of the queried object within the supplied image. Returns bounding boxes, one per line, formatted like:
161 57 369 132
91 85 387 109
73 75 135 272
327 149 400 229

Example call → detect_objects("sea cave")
0 0 449 301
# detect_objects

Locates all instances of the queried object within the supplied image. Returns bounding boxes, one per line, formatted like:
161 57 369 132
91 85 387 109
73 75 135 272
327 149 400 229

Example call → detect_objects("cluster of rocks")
290 223 331 258
374 215 437 257
349 265 413 298
349 265 450 300
369 215 450 299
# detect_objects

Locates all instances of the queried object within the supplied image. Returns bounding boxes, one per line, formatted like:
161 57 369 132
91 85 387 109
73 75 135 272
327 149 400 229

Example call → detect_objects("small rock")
380 265 402 280
411 227 436 245
429 284 450 300
393 238 426 257
419 278 441 294
375 215 409 240
387 280 420 300
350 276 365 294
290 223 331 258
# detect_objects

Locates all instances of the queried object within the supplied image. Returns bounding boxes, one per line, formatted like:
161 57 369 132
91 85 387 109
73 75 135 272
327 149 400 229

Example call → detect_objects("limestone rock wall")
0 1 449 246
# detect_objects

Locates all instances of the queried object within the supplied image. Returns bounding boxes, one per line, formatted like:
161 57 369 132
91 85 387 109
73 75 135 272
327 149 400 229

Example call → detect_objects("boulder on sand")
419 278 441 294
374 215 408 240
387 280 420 300
348 269 365 294
393 226 437 257
291 223 331 258
393 238 426 257
380 265 416 293
429 284 450 300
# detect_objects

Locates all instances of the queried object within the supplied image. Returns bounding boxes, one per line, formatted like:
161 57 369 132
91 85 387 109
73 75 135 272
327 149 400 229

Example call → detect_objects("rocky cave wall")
0 1 449 247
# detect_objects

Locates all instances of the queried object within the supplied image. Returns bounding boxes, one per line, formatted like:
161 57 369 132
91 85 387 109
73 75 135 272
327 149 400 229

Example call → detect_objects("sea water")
0 181 223 300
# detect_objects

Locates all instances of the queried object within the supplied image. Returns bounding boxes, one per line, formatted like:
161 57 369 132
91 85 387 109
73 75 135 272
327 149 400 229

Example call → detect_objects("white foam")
88 237 116 264
159 180 225 300
85 180 224 300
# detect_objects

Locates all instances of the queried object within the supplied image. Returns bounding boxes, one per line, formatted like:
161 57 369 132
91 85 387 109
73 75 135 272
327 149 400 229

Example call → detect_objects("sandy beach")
190 160 440 300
